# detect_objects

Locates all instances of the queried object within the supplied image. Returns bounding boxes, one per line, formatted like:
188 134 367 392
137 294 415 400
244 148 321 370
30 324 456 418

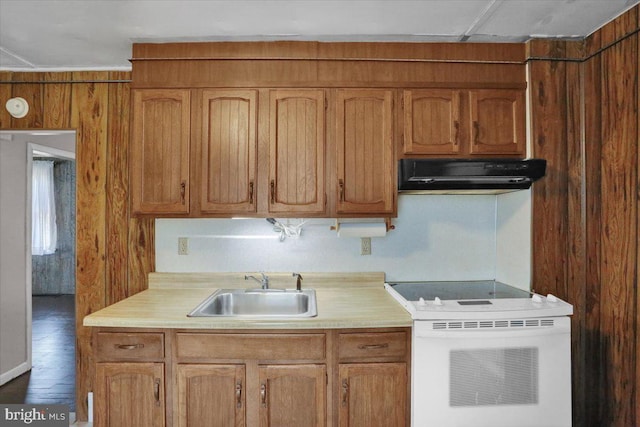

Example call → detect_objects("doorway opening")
0 130 76 413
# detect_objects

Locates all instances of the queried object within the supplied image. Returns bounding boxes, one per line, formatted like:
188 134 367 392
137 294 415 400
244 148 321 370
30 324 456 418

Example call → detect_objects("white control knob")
433 297 443 306
418 297 426 306
546 294 559 303
532 294 543 303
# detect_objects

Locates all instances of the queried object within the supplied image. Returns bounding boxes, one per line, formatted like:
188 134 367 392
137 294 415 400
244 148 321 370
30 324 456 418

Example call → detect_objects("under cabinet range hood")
398 158 546 194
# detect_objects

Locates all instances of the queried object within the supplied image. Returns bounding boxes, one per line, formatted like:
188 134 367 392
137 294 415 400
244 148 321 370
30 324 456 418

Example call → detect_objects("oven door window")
450 347 538 407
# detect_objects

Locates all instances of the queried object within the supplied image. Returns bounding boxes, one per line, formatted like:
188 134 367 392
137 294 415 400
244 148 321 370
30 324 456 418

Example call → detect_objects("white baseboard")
0 361 31 386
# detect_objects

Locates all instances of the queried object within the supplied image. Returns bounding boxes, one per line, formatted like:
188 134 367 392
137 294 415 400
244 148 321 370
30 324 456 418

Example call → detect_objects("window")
32 160 57 255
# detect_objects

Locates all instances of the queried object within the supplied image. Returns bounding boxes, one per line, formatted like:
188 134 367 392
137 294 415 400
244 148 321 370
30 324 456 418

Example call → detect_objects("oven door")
412 316 571 427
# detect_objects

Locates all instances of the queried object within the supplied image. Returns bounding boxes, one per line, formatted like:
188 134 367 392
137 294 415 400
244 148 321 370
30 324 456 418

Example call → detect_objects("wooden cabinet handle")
453 120 460 146
270 180 275 204
473 121 480 145
357 343 389 350
180 181 186 204
249 181 254 205
339 179 344 202
116 343 144 350
260 383 267 407
236 381 242 408
154 378 161 406
341 379 348 406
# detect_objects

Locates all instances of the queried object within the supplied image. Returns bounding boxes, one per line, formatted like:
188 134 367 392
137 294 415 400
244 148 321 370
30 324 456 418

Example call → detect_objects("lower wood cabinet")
338 363 407 427
93 327 410 427
95 362 165 427
175 363 325 427
176 364 245 427
259 364 326 427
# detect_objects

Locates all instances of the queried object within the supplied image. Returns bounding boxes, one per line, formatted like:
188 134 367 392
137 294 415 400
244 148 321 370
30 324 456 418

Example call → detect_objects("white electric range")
385 280 573 427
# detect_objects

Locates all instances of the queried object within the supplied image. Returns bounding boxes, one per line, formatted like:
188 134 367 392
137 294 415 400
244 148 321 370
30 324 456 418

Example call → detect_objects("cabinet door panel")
259 364 326 427
269 90 326 214
339 363 406 427
131 89 190 214
95 362 165 427
469 89 525 156
200 90 257 214
336 90 395 215
403 89 461 155
176 364 245 427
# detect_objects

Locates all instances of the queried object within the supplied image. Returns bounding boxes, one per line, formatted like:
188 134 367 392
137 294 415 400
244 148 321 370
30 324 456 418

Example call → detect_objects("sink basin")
187 289 318 318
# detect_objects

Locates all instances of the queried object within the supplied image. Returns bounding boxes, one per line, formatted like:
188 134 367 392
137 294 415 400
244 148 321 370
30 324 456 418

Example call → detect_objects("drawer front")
96 332 164 361
177 333 326 360
338 332 407 361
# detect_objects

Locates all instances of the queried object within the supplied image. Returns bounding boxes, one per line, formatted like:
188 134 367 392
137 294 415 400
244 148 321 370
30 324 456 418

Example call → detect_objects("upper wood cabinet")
402 88 526 158
131 89 191 214
268 90 326 215
197 89 258 214
336 89 395 215
468 89 525 156
403 89 462 155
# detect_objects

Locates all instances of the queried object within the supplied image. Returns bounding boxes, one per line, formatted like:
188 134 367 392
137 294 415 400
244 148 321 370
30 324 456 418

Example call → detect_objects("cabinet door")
259 364 326 427
336 90 395 215
403 89 462 155
269 90 326 215
131 89 190 214
468 89 526 156
199 90 257 214
176 364 245 427
95 362 165 427
338 363 407 427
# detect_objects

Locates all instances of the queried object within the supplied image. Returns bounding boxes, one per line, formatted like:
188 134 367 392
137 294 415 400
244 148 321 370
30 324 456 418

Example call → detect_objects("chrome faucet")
245 272 269 289
292 272 303 291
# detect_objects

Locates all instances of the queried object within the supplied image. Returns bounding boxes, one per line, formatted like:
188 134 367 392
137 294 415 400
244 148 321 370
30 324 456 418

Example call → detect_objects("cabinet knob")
236 381 243 408
154 378 161 406
260 383 267 407
357 343 389 350
341 378 349 406
270 180 276 204
116 343 144 350
453 120 460 146
473 121 480 145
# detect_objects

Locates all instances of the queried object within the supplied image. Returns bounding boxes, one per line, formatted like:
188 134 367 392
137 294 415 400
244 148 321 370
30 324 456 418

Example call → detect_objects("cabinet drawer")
338 332 407 362
96 332 164 361
176 333 325 360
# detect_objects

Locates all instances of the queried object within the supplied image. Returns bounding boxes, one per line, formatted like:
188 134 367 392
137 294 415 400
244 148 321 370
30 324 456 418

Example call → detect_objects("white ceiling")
1 0 638 70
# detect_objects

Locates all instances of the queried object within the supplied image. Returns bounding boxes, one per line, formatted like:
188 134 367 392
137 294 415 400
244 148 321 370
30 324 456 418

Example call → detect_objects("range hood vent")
398 158 546 194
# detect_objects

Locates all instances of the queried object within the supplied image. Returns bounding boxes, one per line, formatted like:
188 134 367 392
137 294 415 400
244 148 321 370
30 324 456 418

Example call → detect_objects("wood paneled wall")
0 71 155 420
528 5 639 426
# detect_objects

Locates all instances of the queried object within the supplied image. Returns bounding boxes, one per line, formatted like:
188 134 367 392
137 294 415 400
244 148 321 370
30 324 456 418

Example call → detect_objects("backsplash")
156 192 531 289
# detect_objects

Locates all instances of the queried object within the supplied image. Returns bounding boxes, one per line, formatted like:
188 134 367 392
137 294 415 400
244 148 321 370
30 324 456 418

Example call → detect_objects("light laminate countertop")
83 272 412 329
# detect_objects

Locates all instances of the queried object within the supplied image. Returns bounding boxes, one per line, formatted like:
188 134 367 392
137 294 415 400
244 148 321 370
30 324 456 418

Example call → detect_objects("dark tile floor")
0 295 75 411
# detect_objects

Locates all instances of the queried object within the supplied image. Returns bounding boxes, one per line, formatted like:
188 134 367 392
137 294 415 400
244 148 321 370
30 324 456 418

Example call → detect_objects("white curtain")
32 160 57 255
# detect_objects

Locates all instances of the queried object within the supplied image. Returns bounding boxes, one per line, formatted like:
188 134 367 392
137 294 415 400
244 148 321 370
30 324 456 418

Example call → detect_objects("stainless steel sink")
187 289 318 318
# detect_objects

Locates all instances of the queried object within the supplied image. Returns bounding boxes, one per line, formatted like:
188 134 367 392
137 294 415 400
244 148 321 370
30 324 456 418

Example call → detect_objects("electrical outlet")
178 237 189 255
361 237 371 255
